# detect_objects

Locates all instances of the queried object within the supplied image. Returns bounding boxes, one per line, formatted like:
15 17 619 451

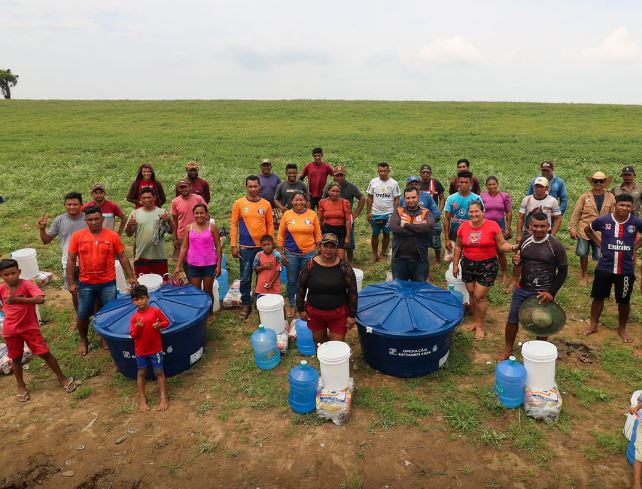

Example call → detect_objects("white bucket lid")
352 268 364 280
317 341 351 364
256 294 284 311
521 340 558 362
138 273 163 290
12 248 37 259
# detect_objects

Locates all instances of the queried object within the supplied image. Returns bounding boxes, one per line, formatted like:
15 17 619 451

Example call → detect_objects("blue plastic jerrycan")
216 268 229 301
288 360 319 414
494 355 527 408
250 324 280 370
295 318 316 356
280 263 287 285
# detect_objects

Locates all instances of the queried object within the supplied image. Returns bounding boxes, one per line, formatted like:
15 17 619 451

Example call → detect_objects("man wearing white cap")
568 171 615 285
526 161 568 215
516 176 562 243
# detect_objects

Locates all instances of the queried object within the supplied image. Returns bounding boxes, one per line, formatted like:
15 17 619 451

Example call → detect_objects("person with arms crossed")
583 194 642 343
230 176 274 319
67 206 137 356
366 162 401 263
300 147 334 211
497 213 568 361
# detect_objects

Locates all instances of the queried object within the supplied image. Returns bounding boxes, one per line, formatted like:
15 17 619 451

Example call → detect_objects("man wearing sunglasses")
526 160 568 215
611 166 642 217
568 171 615 285
419 164 445 264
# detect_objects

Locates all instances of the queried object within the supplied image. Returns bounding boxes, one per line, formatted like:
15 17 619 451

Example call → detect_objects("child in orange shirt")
129 285 170 412
0 259 76 402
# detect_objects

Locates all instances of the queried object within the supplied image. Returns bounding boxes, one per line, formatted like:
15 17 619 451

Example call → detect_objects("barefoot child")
630 394 642 489
129 285 170 412
0 259 76 401
253 235 283 299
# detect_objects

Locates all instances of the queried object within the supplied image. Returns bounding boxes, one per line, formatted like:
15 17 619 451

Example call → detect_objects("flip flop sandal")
16 391 30 402
63 377 77 393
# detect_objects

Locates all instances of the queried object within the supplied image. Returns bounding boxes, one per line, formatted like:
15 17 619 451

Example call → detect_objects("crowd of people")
2 148 642 409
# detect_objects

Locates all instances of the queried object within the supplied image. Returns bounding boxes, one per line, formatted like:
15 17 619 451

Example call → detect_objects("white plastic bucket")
521 340 558 391
353 268 364 292
138 273 163 292
317 341 351 392
212 280 220 312
11 248 40 279
115 261 128 293
445 262 469 304
256 294 285 333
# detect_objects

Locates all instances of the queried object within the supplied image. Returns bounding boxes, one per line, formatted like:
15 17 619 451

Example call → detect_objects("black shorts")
591 269 635 304
461 256 499 287
322 224 347 248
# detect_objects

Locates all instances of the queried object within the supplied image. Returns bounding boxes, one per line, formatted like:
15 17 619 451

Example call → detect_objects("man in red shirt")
175 161 211 203
67 206 137 356
81 183 126 235
300 147 334 210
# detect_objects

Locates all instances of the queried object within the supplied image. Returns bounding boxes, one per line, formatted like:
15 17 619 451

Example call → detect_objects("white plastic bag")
624 390 642 441
316 377 354 426
524 384 562 423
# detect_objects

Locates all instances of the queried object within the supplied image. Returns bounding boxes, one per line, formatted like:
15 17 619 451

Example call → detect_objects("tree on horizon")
0 69 19 99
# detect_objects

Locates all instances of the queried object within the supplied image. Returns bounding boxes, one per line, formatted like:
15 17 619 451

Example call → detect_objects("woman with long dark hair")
127 163 167 208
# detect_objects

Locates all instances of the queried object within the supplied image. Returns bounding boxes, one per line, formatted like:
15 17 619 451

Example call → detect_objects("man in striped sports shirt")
583 194 642 343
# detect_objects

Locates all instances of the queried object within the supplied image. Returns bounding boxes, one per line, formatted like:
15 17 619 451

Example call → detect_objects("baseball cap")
177 178 191 187
320 233 339 246
185 161 198 170
91 183 105 192
261 159 272 166
540 161 554 170
334 165 347 175
534 176 549 187
419 164 431 172
407 176 420 183
621 166 635 176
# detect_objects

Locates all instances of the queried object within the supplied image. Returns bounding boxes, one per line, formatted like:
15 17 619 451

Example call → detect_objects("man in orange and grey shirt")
231 175 274 319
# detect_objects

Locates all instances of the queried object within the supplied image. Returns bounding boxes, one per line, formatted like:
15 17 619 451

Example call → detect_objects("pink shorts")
305 304 349 335
4 329 49 359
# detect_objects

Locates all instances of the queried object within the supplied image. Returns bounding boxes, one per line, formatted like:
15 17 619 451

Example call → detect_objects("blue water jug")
280 263 287 285
216 268 229 301
250 324 280 370
295 319 316 356
221 254 227 270
494 356 527 408
288 360 319 414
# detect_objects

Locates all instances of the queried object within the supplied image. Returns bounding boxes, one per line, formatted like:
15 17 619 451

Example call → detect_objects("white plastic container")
256 294 285 333
445 262 469 304
137 273 163 292
115 261 128 293
521 340 558 391
11 248 40 279
212 280 220 312
352 268 364 292
317 341 351 392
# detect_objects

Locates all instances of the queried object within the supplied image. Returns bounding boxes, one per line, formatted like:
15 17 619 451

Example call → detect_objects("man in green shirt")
610 166 642 216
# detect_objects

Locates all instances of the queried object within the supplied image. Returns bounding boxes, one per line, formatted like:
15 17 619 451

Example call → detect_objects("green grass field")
1 100 642 488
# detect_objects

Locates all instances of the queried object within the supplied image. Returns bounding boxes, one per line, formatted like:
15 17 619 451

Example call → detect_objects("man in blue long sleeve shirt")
526 161 568 214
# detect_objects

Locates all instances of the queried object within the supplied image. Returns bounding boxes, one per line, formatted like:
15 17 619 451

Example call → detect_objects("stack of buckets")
494 340 558 408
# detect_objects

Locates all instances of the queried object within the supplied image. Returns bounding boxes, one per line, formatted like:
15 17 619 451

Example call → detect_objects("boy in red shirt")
253 235 283 298
129 285 170 412
0 259 76 402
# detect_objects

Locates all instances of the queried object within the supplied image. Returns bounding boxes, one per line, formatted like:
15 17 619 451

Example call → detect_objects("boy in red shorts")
129 285 170 412
0 259 76 402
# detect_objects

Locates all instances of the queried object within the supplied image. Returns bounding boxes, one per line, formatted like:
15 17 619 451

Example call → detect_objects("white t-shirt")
519 194 561 232
366 177 401 215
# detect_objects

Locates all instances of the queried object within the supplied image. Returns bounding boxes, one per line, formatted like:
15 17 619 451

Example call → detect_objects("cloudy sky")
3 0 642 103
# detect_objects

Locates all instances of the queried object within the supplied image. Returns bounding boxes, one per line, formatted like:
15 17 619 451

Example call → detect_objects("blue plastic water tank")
93 285 211 380
289 360 319 414
216 268 229 300
295 319 316 356
356 280 464 377
250 325 280 370
494 356 527 408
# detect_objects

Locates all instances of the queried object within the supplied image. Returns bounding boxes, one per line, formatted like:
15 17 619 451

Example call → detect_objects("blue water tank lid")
356 280 463 337
93 285 211 340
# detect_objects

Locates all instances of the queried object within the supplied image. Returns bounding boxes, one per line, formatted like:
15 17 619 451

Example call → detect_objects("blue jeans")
392 258 429 282
285 250 316 307
239 247 260 305
77 280 117 320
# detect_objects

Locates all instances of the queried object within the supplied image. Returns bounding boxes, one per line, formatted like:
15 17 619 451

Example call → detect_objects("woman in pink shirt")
174 204 222 316
480 176 513 284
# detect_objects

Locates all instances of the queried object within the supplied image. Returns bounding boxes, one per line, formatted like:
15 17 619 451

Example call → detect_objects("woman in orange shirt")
277 191 322 317
318 182 351 260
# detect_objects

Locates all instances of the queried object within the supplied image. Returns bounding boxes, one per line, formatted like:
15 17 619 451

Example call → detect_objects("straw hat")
518 297 566 336
586 171 613 186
